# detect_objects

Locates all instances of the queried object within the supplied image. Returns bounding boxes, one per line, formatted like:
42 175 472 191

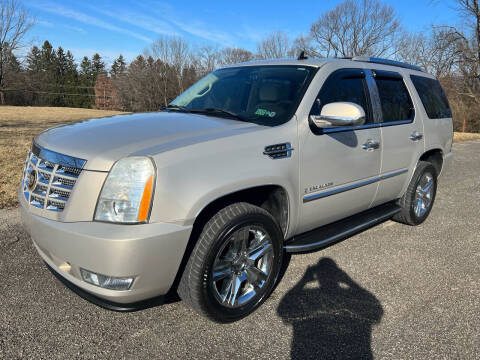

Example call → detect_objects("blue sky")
24 0 457 64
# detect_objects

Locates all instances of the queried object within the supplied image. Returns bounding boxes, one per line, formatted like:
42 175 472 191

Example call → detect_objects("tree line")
1 0 480 132
4 40 109 108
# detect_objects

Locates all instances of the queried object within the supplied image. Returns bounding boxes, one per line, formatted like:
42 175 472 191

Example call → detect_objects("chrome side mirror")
310 102 366 128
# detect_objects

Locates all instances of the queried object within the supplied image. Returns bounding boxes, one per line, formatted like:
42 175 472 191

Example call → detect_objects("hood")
35 112 259 171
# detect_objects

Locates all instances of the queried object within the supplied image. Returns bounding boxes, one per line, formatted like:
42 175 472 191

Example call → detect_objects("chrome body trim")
32 141 87 169
22 144 86 213
263 142 293 159
303 169 408 203
322 119 412 134
351 56 423 72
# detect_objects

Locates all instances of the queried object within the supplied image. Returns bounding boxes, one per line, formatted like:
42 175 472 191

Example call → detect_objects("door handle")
410 132 423 141
362 140 380 151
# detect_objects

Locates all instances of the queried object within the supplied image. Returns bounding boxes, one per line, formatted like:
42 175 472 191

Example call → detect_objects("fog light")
80 268 134 290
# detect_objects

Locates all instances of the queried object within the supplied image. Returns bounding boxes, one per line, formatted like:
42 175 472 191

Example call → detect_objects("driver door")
298 68 382 233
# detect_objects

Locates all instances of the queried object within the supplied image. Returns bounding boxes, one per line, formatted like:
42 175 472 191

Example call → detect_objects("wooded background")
1 0 480 132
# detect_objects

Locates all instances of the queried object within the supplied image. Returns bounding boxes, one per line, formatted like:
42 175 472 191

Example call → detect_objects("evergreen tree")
56 47 68 77
91 53 105 76
79 56 93 78
40 40 56 71
26 46 41 72
65 51 77 74
78 56 95 108
38 41 57 104
2 50 22 104
6 51 21 73
111 54 126 77
63 50 79 107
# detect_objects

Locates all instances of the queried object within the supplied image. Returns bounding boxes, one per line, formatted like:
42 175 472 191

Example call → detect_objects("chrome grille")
22 143 86 213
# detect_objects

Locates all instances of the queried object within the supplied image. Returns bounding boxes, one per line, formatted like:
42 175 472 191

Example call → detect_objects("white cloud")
92 7 179 37
238 25 270 44
168 18 235 46
64 25 87 34
37 19 54 28
136 1 236 46
29 1 153 43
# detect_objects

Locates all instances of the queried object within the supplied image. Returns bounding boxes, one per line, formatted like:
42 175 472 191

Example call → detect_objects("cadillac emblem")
27 169 37 191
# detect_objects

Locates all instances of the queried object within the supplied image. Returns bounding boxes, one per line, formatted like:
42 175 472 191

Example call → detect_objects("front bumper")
19 187 192 305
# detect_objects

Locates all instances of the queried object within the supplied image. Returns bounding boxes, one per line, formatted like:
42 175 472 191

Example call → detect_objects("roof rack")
351 56 423 72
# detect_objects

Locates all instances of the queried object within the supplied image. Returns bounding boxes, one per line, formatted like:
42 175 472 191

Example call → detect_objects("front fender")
148 120 300 237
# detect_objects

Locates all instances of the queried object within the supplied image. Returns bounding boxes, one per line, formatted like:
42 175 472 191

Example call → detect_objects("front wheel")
393 161 438 225
178 202 284 322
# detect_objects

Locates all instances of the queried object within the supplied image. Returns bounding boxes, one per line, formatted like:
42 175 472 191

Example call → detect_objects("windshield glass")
169 65 318 126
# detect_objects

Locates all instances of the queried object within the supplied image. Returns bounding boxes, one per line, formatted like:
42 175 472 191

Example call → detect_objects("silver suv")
19 56 453 322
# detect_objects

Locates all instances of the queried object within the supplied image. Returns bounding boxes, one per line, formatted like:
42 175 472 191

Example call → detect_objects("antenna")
297 51 308 60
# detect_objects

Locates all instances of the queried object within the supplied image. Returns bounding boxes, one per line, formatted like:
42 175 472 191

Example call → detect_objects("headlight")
94 156 155 223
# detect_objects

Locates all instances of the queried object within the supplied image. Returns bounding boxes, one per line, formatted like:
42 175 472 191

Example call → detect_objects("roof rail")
351 56 423 72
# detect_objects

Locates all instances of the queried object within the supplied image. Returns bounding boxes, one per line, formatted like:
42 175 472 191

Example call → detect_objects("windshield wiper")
190 108 249 122
163 104 190 112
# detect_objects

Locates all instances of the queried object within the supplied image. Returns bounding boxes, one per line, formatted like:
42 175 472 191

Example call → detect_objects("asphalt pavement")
0 141 479 359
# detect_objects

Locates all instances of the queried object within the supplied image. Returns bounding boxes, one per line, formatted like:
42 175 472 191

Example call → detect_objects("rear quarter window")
410 75 452 119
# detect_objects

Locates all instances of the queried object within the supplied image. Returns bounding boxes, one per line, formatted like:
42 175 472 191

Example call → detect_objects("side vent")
263 143 293 159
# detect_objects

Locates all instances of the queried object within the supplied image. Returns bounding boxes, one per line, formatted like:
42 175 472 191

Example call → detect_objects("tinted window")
410 75 452 119
374 73 414 122
311 69 373 124
170 65 317 126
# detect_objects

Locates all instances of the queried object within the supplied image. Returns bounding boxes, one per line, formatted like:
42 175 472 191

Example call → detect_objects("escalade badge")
27 169 37 191
304 182 334 194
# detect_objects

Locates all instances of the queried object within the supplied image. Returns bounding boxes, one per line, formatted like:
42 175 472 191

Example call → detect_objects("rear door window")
410 75 452 119
374 70 414 123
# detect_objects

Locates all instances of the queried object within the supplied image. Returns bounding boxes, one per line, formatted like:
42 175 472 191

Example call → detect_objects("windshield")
169 65 318 126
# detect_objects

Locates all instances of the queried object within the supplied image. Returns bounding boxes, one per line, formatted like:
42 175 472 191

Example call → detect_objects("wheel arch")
192 184 291 237
419 148 444 176
168 185 291 297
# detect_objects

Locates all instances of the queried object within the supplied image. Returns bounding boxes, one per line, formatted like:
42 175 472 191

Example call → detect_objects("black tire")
178 202 284 323
393 161 438 225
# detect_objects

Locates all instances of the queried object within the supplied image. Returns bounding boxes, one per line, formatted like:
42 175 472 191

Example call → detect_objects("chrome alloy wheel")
210 225 274 308
414 172 434 217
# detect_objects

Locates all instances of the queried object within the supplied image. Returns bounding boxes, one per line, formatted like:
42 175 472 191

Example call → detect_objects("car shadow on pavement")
277 258 383 360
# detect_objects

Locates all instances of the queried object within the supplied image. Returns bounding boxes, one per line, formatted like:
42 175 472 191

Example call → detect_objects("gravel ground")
0 141 479 359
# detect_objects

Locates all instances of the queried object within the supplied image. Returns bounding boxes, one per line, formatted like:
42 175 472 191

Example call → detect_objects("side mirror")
310 102 366 128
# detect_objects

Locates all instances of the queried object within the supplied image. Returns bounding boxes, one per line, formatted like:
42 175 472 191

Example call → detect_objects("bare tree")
219 47 254 65
425 1 480 131
168 37 190 93
454 1 480 63
304 0 400 58
191 45 221 76
256 31 295 59
395 29 462 77
148 35 191 107
0 0 34 104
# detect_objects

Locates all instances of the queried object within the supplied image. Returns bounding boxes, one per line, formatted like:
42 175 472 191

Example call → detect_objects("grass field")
1 106 479 209
453 132 480 142
0 106 127 209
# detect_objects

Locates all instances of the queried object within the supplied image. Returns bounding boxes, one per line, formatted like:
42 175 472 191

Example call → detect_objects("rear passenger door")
368 69 425 207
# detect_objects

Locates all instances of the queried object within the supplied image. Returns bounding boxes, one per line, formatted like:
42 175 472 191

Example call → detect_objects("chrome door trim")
303 169 408 203
321 119 413 134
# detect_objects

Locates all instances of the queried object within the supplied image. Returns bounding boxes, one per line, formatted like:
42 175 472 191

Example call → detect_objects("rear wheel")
393 161 437 225
178 202 283 322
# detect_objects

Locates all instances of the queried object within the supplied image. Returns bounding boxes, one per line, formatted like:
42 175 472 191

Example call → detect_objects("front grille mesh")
22 148 85 213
